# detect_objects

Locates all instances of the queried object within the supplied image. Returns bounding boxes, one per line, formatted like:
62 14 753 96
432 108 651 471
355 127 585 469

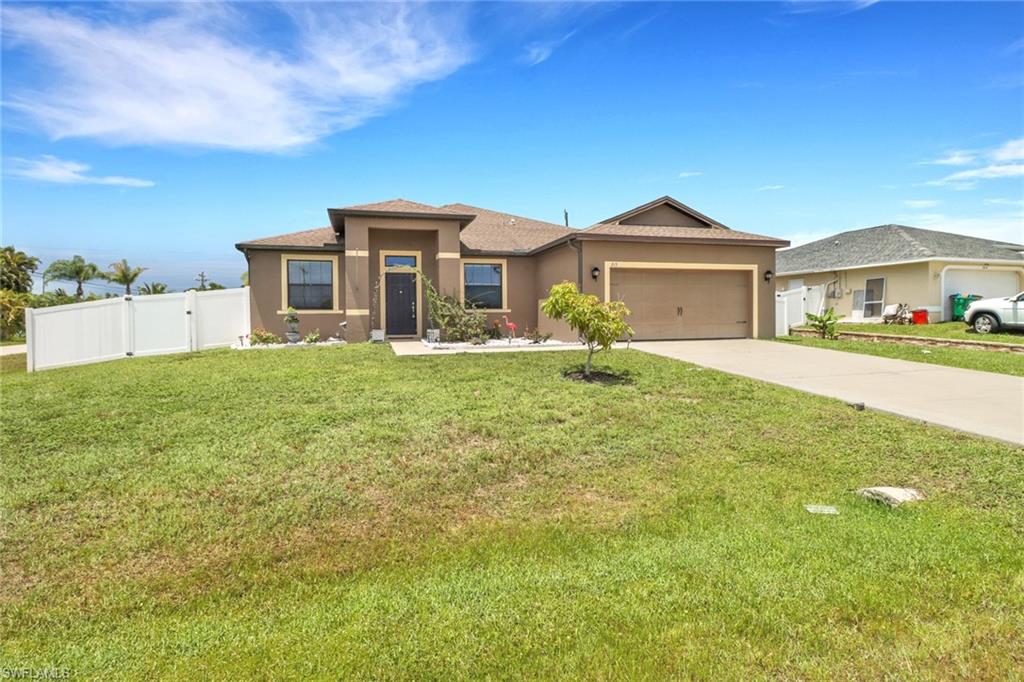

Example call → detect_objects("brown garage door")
610 268 751 340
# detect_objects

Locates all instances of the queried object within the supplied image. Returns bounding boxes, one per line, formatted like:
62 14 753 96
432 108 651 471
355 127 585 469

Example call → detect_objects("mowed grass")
778 336 1024 376
813 321 1024 345
2 345 1022 679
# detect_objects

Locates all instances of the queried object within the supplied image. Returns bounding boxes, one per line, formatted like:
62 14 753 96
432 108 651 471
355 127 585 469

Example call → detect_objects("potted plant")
283 307 300 343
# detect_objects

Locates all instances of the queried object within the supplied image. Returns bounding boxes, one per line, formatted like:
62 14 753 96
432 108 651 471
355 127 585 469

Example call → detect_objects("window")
287 259 333 310
464 262 503 310
863 277 885 317
384 255 416 268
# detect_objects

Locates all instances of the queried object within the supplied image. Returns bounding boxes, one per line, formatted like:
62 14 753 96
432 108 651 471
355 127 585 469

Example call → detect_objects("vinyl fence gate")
775 284 827 336
25 288 250 372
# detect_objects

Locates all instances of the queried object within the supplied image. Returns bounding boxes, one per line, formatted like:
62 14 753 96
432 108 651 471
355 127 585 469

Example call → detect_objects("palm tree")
138 282 169 295
1 246 40 293
104 259 147 296
43 255 103 298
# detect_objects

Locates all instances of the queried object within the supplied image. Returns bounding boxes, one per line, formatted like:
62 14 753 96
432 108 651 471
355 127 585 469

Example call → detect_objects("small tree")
541 282 633 378
138 282 169 295
805 307 843 339
1 246 40 293
104 259 147 295
43 255 103 298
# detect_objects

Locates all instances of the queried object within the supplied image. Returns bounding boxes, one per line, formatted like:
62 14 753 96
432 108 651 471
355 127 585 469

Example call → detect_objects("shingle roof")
777 224 1024 275
443 203 573 253
580 222 788 245
236 226 339 249
340 198 470 216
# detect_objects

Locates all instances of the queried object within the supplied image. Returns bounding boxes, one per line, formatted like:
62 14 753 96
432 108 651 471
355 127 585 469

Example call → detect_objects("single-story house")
776 224 1024 322
235 196 789 342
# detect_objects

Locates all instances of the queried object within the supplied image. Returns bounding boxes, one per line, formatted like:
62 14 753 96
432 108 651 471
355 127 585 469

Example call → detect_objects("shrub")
249 328 281 345
0 289 80 339
422 278 489 342
303 329 321 344
524 327 553 344
805 307 843 339
541 282 633 378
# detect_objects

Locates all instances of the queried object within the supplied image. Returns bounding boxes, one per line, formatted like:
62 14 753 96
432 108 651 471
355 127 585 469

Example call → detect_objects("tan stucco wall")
577 240 778 339
777 263 930 320
534 243 580 340
368 228 439 335
246 230 782 342
621 204 705 227
775 261 1024 322
247 249 346 338
342 216 463 341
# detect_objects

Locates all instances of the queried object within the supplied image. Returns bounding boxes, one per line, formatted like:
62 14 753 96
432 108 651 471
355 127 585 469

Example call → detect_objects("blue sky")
2 1 1022 293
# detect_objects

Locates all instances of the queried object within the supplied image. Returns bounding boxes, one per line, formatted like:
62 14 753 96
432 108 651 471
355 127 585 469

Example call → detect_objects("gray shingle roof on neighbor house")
776 224 1024 275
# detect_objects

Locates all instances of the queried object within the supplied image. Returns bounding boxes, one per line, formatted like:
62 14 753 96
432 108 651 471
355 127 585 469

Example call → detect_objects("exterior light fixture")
763 270 774 282
591 266 601 280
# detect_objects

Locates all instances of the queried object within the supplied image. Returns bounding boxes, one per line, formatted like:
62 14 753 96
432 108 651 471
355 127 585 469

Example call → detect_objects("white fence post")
25 307 36 373
186 289 198 352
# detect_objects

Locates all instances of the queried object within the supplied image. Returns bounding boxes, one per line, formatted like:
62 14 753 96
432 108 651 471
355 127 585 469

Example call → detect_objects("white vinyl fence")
775 284 827 336
25 288 250 372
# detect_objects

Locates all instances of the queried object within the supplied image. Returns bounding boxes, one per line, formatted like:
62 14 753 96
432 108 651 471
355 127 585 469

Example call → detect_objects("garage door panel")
611 268 752 341
943 269 1022 319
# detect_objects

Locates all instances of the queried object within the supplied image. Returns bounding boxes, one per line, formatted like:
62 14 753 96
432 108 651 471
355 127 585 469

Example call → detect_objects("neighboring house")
776 225 1024 322
235 196 789 342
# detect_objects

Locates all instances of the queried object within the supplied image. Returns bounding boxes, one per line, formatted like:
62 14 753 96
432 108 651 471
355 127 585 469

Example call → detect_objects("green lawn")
0 336 25 346
816 321 1024 345
778 336 1024 377
2 346 1022 678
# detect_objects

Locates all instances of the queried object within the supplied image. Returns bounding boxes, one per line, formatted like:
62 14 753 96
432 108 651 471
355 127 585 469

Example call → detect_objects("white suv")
964 292 1024 334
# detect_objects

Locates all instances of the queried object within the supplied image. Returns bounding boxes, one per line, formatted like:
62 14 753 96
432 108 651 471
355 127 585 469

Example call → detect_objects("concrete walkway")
631 339 1024 446
0 344 26 356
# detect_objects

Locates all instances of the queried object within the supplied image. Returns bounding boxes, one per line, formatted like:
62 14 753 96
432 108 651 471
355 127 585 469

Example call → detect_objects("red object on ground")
911 309 929 325
502 315 518 338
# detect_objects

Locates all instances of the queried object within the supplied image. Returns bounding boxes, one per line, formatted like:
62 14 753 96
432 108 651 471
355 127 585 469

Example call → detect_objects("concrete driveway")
632 339 1024 446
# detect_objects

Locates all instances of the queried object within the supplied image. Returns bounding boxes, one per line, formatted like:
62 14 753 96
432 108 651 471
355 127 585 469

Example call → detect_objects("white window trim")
863 277 885 317
460 258 509 313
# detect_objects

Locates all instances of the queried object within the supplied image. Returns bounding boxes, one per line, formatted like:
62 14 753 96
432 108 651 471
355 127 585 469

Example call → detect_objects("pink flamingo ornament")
502 315 518 341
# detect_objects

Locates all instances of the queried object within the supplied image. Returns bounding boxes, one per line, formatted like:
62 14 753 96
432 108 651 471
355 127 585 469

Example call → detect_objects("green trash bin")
949 294 983 321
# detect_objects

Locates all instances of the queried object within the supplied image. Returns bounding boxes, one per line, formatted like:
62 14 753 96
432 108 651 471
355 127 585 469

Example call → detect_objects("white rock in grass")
857 487 924 507
804 504 839 515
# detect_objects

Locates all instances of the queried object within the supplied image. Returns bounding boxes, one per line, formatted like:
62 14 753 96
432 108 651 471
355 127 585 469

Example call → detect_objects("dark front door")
385 272 417 336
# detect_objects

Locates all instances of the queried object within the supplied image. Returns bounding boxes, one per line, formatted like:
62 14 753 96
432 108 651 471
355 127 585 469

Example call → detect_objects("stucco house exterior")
235 196 789 342
776 225 1024 322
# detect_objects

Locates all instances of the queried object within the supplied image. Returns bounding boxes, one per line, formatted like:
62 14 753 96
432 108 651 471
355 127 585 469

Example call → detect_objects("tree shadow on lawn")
560 364 636 386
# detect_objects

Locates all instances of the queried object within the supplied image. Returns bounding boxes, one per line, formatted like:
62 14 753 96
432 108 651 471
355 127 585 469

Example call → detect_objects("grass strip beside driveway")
807 321 1024 345
778 336 1024 376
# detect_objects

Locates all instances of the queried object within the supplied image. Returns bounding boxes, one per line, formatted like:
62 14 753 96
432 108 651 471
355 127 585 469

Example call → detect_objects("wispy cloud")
755 185 785 192
927 163 1024 189
5 155 153 187
899 211 1024 246
924 137 1024 189
920 150 976 166
984 197 1024 207
903 199 939 209
677 171 703 179
782 0 879 15
991 137 1024 162
521 30 577 66
1 3 471 152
